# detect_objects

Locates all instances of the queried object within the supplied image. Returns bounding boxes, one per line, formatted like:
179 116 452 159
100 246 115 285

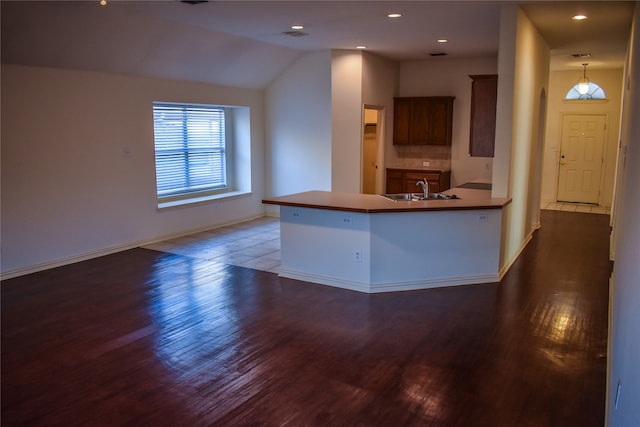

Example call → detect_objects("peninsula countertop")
262 190 511 213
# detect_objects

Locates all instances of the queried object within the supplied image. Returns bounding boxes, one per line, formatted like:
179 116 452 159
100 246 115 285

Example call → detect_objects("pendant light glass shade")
578 63 590 95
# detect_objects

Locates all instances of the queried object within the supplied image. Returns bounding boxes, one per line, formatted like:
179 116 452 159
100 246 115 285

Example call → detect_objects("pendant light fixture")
577 63 590 95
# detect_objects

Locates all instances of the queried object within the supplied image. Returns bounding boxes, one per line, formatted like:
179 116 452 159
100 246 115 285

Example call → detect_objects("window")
565 82 606 100
153 102 228 203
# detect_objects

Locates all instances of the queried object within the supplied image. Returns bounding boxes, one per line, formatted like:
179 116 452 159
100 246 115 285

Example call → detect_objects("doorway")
362 107 382 194
557 114 606 204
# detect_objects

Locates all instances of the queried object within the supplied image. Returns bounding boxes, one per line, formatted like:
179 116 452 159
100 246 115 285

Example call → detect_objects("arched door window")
565 82 606 100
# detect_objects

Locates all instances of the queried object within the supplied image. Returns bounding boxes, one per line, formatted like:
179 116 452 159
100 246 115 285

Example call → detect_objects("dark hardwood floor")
1 210 612 426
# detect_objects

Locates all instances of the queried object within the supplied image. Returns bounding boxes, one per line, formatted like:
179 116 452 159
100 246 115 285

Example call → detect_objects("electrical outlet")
422 161 430 167
213 203 219 210
342 216 352 225
292 211 301 218
477 214 489 223
354 249 362 263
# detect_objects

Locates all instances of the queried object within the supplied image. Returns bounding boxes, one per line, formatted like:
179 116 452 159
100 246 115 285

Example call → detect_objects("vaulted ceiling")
1 1 634 89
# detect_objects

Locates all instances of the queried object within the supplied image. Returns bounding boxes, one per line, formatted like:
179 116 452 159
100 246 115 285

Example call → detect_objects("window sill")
157 190 252 210
563 99 609 104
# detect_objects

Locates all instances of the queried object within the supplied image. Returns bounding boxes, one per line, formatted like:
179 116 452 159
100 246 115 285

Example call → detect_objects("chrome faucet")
416 178 429 199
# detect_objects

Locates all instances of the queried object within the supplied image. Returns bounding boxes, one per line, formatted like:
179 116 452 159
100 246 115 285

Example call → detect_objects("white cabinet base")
278 206 502 293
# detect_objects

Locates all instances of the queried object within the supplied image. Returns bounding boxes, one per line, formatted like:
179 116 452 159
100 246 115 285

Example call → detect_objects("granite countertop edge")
262 190 511 214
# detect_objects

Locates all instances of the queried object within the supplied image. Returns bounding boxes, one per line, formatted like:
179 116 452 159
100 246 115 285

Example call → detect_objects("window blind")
153 103 227 198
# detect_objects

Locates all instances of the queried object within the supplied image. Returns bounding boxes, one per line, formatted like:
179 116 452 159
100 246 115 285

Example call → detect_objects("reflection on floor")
542 201 611 215
144 203 609 275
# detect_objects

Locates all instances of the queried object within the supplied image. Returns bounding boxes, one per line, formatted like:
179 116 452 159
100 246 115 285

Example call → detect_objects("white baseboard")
1 243 141 281
1 214 267 281
499 230 534 280
279 268 500 294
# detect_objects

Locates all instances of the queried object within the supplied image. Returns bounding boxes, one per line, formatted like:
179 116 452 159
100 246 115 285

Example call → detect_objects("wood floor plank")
1 210 611 426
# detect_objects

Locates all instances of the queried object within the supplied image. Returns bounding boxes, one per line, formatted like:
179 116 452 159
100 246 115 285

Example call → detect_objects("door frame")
362 105 384 194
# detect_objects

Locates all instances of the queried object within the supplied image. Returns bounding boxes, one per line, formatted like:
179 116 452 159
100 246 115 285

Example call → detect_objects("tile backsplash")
392 145 451 170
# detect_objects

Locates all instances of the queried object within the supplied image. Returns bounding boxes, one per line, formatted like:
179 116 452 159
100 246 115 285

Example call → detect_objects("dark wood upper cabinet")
393 96 455 145
469 74 498 157
392 98 412 145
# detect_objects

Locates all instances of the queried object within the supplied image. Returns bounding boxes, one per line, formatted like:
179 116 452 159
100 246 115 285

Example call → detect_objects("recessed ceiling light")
356 45 367 50
387 13 402 18
572 14 588 21
437 39 448 43
291 25 304 30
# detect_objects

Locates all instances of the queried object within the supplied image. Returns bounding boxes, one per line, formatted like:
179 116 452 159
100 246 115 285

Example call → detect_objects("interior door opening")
362 107 382 194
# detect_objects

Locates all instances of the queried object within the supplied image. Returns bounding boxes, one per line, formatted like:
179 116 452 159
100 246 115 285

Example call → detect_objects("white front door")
557 114 606 204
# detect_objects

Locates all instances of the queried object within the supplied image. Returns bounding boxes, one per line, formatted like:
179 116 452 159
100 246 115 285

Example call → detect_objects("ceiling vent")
429 52 448 57
283 30 309 37
181 0 208 4
571 53 592 58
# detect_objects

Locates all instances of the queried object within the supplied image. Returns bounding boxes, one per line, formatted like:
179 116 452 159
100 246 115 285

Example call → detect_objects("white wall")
494 5 550 272
541 69 623 206
265 50 333 201
265 50 396 201
362 52 399 193
331 50 364 193
608 3 640 426
396 56 498 187
1 65 266 278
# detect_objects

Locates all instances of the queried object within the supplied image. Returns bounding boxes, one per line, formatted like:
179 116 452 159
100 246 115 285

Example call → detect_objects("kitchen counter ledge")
262 190 510 213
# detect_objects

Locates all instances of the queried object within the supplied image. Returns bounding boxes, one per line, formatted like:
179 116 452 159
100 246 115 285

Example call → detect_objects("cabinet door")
469 75 498 157
403 178 423 193
385 169 404 193
438 170 451 192
426 98 453 145
393 97 454 145
409 98 430 145
393 98 411 145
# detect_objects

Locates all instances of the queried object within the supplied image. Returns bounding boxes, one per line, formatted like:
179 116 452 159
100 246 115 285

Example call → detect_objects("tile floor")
143 216 282 274
542 201 611 215
144 202 610 274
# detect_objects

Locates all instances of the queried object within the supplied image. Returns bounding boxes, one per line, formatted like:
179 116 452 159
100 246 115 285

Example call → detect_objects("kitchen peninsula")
263 189 511 293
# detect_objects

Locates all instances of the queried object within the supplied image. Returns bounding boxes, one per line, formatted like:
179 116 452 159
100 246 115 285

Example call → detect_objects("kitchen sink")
427 193 460 200
380 193 460 201
381 193 420 201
